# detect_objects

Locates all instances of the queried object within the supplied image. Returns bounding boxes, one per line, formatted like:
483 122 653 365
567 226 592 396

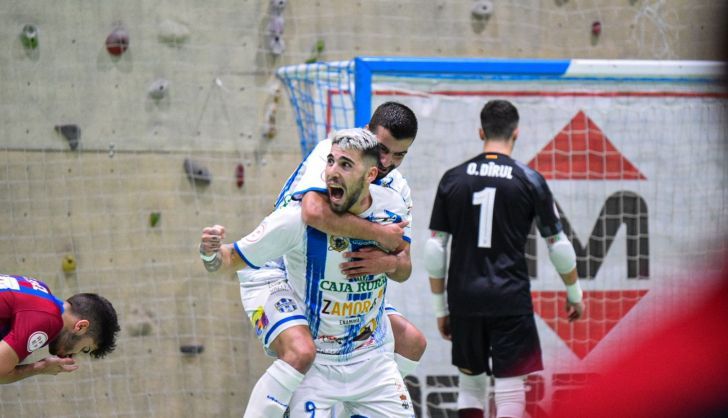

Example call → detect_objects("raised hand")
201 225 226 255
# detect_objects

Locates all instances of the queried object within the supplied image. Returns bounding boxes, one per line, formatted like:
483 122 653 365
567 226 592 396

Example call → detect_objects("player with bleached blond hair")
202 102 425 417
201 128 416 417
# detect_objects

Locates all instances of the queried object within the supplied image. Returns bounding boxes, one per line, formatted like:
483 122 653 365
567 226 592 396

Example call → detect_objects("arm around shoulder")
301 192 405 252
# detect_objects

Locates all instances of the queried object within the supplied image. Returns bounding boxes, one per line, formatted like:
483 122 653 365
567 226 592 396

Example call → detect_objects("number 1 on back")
473 187 496 248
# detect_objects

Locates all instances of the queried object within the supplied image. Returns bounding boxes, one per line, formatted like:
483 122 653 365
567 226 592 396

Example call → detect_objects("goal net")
277 57 727 417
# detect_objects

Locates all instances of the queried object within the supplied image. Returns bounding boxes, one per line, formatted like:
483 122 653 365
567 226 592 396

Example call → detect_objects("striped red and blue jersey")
0 275 64 361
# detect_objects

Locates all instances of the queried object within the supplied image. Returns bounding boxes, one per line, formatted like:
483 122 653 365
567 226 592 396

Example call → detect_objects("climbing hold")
269 0 288 14
128 321 152 337
268 15 285 36
267 14 285 55
268 34 285 55
106 27 129 56
471 0 494 18
148 79 170 100
262 103 278 139
108 143 116 158
20 24 39 49
236 164 245 188
592 21 602 37
267 0 286 56
305 40 325 64
272 85 282 104
127 306 155 337
62 255 77 274
180 345 204 355
55 124 80 150
149 212 161 227
158 19 190 45
183 159 212 186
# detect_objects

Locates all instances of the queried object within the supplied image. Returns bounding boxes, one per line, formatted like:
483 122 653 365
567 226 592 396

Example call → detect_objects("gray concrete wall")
0 1 725 417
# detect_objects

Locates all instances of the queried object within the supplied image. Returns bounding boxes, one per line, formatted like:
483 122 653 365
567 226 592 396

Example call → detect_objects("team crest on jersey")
251 307 268 336
329 236 349 252
27 331 48 352
274 298 298 313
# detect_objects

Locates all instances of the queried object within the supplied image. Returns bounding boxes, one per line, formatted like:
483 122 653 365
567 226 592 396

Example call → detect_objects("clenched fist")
200 225 226 255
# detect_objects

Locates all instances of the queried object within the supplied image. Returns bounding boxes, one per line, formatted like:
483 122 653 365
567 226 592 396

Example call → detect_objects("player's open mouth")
328 184 345 202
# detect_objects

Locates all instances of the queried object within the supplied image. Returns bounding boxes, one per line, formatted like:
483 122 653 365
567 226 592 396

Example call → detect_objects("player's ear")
74 319 90 335
366 166 378 183
512 127 520 142
479 128 486 141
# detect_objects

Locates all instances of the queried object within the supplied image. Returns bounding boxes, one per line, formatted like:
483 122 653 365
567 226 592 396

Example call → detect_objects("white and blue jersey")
274 138 413 227
235 185 411 365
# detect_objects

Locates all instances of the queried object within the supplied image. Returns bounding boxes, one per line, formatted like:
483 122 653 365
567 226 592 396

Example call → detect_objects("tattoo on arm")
203 254 222 272
200 244 223 272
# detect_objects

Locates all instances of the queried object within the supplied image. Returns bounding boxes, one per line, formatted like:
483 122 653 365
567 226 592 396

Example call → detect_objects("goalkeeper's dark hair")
480 100 520 141
67 293 120 359
368 102 418 141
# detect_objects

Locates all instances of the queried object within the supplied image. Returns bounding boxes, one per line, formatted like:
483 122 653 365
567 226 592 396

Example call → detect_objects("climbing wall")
0 1 725 417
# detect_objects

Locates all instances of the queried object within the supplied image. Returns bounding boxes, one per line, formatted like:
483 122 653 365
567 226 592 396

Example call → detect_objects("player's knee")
391 316 427 360
409 328 427 359
273 326 316 374
279 338 315 373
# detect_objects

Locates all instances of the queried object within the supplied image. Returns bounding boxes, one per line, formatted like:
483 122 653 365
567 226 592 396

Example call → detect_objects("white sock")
494 376 526 418
457 372 488 411
394 353 419 377
243 359 304 418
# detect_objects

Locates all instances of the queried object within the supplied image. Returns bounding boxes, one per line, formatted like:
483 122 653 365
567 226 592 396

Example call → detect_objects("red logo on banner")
528 110 646 180
528 111 649 359
532 290 648 359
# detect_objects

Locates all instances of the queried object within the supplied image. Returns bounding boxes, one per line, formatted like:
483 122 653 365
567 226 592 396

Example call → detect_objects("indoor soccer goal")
277 57 727 417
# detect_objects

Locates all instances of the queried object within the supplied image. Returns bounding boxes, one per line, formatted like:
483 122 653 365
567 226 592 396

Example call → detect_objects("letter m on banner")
525 111 649 280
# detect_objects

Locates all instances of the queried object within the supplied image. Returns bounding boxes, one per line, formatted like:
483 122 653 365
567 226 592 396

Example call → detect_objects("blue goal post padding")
276 56 725 154
351 56 725 126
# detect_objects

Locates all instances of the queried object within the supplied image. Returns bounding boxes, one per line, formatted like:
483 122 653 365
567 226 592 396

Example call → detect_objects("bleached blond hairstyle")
330 128 379 167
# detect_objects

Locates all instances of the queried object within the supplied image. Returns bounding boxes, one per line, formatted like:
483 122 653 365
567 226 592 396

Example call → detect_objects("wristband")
566 281 583 303
431 292 449 318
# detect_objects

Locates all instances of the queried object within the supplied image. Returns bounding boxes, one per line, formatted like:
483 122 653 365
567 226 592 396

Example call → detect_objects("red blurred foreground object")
551 265 728 418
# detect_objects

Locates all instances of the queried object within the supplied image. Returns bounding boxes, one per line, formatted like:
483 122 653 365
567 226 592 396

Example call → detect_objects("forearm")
544 231 581 302
429 277 448 318
429 277 445 294
560 267 578 286
0 362 41 384
201 243 246 276
302 193 384 241
387 248 412 282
